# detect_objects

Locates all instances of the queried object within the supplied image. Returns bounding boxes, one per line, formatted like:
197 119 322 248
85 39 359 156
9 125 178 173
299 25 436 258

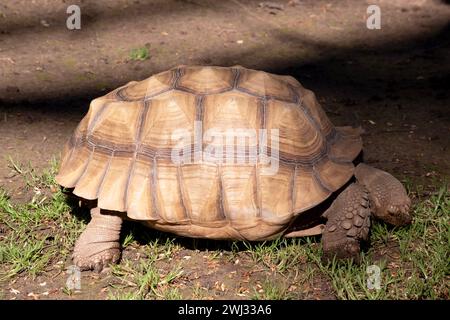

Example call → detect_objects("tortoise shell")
56 66 362 241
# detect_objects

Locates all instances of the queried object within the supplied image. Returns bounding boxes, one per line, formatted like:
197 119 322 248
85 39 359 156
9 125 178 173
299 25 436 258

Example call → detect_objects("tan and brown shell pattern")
56 66 362 241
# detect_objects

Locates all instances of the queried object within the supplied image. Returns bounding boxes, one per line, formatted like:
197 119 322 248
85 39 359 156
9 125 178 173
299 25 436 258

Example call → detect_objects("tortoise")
56 65 412 271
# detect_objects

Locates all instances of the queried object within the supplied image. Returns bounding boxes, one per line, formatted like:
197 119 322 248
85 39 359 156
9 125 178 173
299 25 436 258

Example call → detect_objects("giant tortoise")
56 66 412 271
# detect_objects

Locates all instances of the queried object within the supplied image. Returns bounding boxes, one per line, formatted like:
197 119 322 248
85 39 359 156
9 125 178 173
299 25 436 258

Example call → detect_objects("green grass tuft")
251 279 293 300
0 159 85 280
129 47 150 61
109 258 183 300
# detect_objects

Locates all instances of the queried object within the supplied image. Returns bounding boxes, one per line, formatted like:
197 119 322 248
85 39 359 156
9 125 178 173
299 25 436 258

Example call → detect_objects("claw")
73 248 120 272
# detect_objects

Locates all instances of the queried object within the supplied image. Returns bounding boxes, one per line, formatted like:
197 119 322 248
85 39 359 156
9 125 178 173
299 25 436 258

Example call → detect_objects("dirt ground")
0 0 449 300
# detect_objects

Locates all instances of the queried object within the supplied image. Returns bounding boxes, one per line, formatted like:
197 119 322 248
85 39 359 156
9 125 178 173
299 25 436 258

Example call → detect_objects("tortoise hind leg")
355 163 412 226
322 183 371 262
72 207 122 272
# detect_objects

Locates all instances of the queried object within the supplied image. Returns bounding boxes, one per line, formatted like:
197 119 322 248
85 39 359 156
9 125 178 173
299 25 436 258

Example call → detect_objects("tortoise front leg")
321 183 371 262
72 207 123 272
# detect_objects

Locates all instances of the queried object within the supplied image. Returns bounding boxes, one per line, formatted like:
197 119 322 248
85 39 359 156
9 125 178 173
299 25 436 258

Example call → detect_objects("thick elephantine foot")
355 163 412 226
322 183 371 262
72 208 123 272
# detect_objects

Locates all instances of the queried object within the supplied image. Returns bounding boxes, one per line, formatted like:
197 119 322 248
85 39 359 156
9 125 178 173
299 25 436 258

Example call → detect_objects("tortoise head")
381 198 412 226
355 163 413 227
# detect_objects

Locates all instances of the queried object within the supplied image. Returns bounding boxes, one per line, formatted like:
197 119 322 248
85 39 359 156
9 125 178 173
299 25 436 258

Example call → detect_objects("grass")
109 224 183 299
0 158 85 280
243 237 318 273
109 258 183 300
0 157 448 299
129 47 150 61
251 279 293 300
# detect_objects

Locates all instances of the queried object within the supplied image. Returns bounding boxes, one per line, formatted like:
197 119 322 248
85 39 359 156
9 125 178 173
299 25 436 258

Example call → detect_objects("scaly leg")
72 207 122 272
322 183 371 261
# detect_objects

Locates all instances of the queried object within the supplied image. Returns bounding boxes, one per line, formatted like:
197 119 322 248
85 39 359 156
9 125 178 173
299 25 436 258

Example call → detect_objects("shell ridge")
260 98 267 129
73 145 95 190
87 101 111 135
125 101 150 211
254 163 262 218
95 150 114 199
231 67 241 88
177 165 190 221
67 137 361 166
312 164 332 194
56 139 76 185
291 165 298 214
151 156 161 220
217 165 228 222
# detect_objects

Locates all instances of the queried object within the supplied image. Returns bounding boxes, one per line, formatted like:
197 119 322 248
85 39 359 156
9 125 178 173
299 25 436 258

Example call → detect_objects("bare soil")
0 0 449 299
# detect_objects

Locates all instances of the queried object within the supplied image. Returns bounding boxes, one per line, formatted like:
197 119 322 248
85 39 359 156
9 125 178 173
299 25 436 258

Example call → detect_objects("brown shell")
56 66 362 241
